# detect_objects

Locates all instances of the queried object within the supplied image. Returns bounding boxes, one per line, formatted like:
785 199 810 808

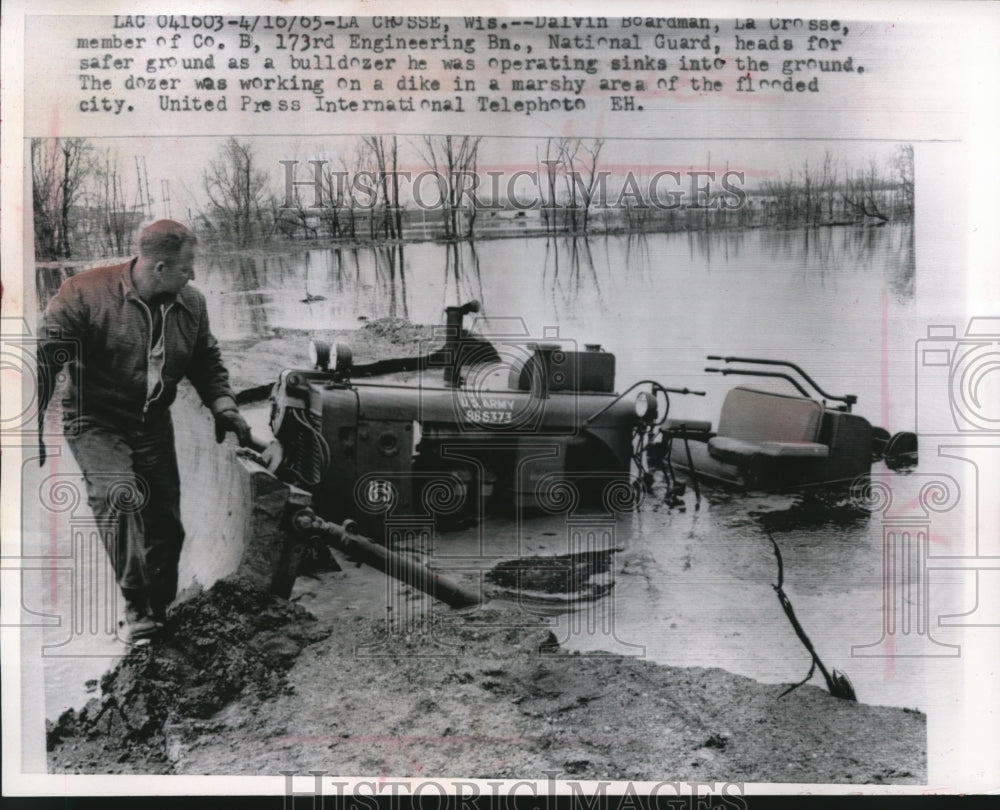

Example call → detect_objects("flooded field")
31 222 972 745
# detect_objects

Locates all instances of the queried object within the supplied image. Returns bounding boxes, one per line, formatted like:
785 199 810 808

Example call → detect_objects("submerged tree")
892 144 914 220
557 138 605 233
841 158 891 223
415 135 483 240
362 135 404 241
536 138 605 233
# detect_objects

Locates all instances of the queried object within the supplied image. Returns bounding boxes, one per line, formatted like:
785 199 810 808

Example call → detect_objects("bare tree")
892 144 914 220
538 139 561 234
415 135 482 240
799 157 816 226
270 189 318 241
93 147 136 256
842 158 890 223
759 170 798 228
31 138 94 259
362 135 405 240
32 140 59 260
202 138 269 246
58 140 94 257
334 141 376 241
317 164 348 239
818 150 840 224
557 138 605 233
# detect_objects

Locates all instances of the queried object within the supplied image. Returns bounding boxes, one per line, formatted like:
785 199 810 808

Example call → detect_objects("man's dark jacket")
39 259 237 429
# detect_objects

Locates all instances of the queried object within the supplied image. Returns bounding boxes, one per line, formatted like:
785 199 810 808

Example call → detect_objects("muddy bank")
48 567 925 783
45 317 926 783
46 580 330 774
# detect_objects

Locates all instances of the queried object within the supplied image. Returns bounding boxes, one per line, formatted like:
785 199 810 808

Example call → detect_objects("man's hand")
214 408 252 447
261 439 284 474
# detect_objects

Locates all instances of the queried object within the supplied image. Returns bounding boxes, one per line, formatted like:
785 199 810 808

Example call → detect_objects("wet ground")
47 545 927 783
44 467 937 782
36 320 948 781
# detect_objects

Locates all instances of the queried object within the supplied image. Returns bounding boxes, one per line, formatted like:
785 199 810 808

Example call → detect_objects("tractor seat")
705 386 828 465
708 437 829 465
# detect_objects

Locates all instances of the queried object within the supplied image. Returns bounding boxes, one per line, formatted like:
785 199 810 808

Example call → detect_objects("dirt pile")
45 566 927 782
46 579 330 773
110 562 924 784
362 317 436 347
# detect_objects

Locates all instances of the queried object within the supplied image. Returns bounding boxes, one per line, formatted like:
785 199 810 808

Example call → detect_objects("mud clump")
46 579 330 774
362 317 435 346
487 551 615 601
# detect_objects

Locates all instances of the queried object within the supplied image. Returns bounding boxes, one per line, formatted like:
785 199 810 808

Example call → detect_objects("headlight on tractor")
309 340 331 371
308 340 353 376
634 391 658 423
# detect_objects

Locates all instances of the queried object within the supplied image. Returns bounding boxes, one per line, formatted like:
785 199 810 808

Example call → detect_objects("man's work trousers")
66 415 184 615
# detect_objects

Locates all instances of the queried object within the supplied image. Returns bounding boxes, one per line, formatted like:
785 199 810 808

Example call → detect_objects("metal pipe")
705 367 813 399
292 509 481 609
707 355 856 409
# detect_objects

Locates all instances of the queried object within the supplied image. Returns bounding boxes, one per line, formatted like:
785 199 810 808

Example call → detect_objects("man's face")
155 244 196 295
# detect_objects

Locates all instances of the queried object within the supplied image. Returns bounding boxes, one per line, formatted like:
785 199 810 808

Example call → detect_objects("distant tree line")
755 145 914 228
31 136 915 260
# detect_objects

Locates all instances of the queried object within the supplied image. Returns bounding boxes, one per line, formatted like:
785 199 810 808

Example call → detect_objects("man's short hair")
139 220 197 262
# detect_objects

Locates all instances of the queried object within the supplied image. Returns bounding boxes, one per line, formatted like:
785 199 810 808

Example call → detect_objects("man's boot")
121 591 158 644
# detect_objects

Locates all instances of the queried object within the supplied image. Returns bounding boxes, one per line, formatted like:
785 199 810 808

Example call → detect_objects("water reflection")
443 241 485 311
197 223 915 344
684 227 747 270
755 223 915 302
541 236 607 316
373 244 409 319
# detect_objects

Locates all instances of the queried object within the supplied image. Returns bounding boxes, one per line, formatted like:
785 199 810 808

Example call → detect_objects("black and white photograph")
2 0 998 800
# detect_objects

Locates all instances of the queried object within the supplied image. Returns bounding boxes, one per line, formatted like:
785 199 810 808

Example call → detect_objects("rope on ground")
766 531 857 702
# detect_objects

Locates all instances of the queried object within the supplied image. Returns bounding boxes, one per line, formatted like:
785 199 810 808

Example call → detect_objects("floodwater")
33 223 976 725
199 224 922 433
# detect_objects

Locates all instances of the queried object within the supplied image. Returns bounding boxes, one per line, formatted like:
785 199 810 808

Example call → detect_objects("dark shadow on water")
749 489 872 534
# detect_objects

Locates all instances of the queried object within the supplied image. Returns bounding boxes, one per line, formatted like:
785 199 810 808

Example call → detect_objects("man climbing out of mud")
37 219 253 644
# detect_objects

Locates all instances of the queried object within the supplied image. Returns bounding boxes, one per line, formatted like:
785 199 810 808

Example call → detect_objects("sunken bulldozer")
263 301 685 535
